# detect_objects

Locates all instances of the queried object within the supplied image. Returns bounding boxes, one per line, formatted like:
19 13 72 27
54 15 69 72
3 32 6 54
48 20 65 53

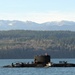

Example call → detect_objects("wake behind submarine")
3 54 75 67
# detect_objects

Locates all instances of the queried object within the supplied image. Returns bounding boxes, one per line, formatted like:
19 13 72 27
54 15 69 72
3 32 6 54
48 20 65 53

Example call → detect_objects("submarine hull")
3 55 75 68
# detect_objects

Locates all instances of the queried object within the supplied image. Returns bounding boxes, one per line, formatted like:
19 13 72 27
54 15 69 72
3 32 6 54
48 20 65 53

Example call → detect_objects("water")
0 59 75 75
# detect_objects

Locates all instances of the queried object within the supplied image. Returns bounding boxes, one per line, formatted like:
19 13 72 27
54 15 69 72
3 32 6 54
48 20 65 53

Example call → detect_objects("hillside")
0 30 75 58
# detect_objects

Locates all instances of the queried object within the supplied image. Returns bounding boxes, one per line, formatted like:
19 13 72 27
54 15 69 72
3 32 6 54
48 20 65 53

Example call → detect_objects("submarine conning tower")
34 54 51 65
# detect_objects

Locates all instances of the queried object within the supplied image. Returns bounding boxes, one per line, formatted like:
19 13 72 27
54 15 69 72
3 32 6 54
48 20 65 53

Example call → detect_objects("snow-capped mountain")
0 20 75 31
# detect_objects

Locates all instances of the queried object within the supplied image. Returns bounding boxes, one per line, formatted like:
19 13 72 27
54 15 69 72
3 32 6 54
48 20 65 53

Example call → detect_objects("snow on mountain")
0 20 75 31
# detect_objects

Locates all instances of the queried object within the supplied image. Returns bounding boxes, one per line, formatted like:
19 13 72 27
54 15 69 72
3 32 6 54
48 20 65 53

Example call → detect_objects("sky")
0 0 75 23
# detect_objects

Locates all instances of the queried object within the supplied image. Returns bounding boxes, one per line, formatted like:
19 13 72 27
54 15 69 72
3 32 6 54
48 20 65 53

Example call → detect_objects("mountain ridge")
0 20 75 31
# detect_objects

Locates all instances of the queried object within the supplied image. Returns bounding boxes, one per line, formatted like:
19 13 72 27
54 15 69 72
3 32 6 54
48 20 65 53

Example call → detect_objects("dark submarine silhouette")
3 54 75 67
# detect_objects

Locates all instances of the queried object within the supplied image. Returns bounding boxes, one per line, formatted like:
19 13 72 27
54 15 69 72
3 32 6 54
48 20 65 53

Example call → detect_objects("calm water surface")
0 59 75 75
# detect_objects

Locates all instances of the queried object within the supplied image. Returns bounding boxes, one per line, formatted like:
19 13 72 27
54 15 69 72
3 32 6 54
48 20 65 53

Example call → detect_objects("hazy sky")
0 0 75 23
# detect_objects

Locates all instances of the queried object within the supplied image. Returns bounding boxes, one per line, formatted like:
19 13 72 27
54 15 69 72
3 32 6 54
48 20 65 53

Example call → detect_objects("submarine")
3 54 75 67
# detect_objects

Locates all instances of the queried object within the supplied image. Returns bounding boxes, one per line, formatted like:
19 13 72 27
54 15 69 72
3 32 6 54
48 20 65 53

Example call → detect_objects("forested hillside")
0 30 75 58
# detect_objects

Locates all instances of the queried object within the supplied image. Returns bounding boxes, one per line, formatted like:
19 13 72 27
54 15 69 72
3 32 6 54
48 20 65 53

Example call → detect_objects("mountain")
0 20 75 31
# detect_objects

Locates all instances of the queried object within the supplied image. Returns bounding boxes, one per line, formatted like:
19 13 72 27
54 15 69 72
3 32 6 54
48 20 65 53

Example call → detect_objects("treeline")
0 30 75 58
